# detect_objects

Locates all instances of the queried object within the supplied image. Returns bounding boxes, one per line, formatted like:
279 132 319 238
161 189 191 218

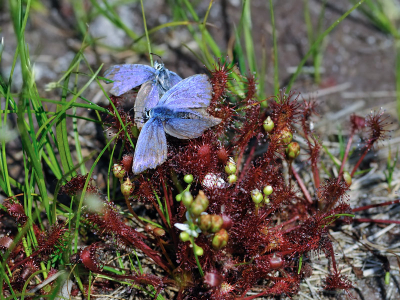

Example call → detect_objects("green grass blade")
287 0 366 90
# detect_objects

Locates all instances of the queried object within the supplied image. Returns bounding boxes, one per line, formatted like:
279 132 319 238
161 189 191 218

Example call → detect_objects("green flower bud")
286 142 300 160
198 214 212 232
279 129 293 145
179 231 190 242
184 174 194 184
210 215 224 233
194 244 204 256
228 174 237 184
263 116 274 133
251 189 263 204
224 158 237 175
264 196 270 204
176 194 182 202
121 178 133 197
263 185 273 196
182 191 194 207
113 164 125 179
343 171 352 186
190 202 206 216
212 229 229 250
190 191 209 216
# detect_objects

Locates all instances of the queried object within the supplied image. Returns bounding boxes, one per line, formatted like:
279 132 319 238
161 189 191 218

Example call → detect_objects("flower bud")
190 191 209 216
198 214 212 232
194 244 204 256
182 191 194 207
264 197 270 204
279 128 293 145
224 158 236 175
184 174 194 184
263 185 273 196
343 171 352 186
210 215 224 233
179 231 190 242
286 142 300 160
113 164 125 179
153 227 166 237
251 189 263 204
212 229 229 250
227 174 237 184
121 178 133 197
269 254 283 269
221 214 233 230
263 116 274 133
190 202 206 216
175 194 182 202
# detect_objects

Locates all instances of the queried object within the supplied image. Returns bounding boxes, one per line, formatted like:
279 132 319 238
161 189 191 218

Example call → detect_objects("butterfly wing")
158 74 212 109
134 81 160 130
104 64 156 96
163 108 221 139
132 118 167 174
168 71 183 87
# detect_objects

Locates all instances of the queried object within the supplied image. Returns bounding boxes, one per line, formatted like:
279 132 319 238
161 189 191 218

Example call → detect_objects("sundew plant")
1 0 399 299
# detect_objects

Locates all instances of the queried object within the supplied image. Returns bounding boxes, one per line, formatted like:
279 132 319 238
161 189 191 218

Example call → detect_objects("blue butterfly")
104 61 182 97
132 74 221 174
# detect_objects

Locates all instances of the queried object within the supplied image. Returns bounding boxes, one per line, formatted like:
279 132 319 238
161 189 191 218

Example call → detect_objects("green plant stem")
288 0 366 90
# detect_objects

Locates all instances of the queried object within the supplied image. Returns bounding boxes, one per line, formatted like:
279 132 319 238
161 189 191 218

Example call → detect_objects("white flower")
174 222 201 238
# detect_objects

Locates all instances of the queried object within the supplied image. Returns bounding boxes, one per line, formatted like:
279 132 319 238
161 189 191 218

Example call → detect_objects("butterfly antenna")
150 53 163 64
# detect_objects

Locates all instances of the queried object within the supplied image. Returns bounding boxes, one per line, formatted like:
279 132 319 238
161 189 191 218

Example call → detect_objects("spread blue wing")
104 64 156 96
132 118 167 174
164 109 221 139
158 74 212 109
134 81 160 130
168 71 183 87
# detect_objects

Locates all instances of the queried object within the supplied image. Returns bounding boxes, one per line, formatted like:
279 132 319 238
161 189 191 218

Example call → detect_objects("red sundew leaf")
0 236 13 249
270 90 301 133
318 178 350 206
4 201 27 224
324 269 353 292
60 174 99 196
208 59 233 103
80 244 103 272
20 260 39 281
365 109 391 148
36 223 67 254
350 114 366 133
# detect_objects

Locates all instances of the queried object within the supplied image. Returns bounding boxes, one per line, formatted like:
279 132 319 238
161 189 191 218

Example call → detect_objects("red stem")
353 218 400 224
350 145 371 177
291 166 313 205
237 144 256 185
352 199 400 212
312 163 320 189
337 133 354 182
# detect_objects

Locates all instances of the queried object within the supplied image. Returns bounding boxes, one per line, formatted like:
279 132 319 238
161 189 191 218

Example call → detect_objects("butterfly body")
104 61 182 97
132 74 221 174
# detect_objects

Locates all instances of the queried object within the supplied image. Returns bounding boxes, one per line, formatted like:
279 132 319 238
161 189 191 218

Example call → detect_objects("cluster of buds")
176 191 229 251
182 191 209 216
252 185 274 206
225 158 237 184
